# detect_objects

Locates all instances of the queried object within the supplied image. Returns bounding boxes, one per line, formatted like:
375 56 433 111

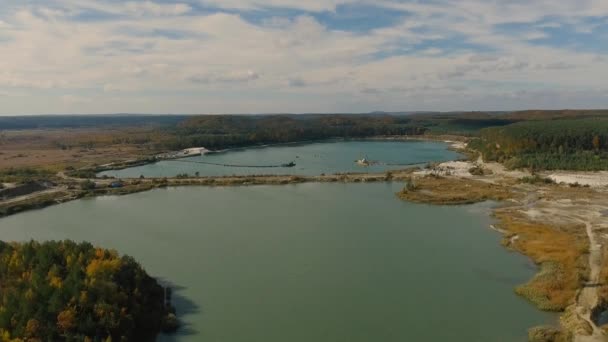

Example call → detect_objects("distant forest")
2 110 608 170
165 115 427 150
0 115 189 130
469 117 608 171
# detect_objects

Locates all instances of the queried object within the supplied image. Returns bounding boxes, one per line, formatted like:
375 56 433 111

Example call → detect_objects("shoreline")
0 169 418 218
2 137 607 341
92 135 459 175
4 135 462 219
399 158 608 341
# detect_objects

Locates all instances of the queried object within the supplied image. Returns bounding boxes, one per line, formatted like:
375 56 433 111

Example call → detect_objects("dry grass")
597 249 608 314
496 210 588 311
0 128 168 170
397 175 592 313
397 175 513 205
528 325 570 342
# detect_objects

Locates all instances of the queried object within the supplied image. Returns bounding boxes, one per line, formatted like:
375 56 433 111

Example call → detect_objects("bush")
68 169 97 179
0 168 54 183
80 180 96 190
468 165 486 176
520 175 555 185
404 177 418 191
385 171 393 181
528 326 563 342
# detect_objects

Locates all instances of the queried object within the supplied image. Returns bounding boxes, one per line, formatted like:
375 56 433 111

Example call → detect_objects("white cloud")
196 0 358 12
421 48 443 56
61 94 91 104
188 70 260 84
0 0 607 114
124 1 191 16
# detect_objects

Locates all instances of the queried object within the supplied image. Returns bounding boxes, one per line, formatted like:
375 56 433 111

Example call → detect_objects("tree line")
0 240 175 341
469 118 608 170
162 115 428 150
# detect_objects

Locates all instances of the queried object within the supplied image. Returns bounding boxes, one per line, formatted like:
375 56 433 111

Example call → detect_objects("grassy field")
0 128 170 170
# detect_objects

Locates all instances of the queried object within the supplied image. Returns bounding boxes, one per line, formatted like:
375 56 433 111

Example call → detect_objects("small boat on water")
356 158 370 166
282 162 296 167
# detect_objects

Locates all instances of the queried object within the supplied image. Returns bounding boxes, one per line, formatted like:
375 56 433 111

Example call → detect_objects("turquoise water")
99 140 460 178
0 183 554 342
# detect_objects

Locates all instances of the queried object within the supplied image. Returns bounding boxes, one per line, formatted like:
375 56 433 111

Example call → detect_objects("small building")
176 147 209 158
157 147 210 160
109 181 124 188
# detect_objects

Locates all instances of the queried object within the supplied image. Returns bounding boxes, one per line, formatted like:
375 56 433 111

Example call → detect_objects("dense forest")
469 117 608 170
132 112 524 148
3 111 608 171
163 115 427 149
0 240 176 341
0 115 189 130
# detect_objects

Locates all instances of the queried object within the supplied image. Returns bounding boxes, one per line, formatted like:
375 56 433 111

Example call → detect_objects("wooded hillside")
0 240 175 341
469 117 608 170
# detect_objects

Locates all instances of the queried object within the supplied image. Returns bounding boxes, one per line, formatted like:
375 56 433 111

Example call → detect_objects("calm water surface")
0 183 554 342
100 140 460 178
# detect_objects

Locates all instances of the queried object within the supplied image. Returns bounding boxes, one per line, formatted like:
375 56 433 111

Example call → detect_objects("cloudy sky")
1 0 608 114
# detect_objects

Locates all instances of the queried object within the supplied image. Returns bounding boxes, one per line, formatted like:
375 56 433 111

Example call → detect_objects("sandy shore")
3 138 608 341
546 172 608 187
404 160 608 341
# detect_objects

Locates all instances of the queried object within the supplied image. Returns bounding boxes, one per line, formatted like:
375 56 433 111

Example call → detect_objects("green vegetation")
0 115 188 130
164 115 427 150
0 192 68 218
520 175 556 185
0 240 175 341
66 169 97 179
468 164 488 176
79 180 96 190
406 112 516 135
403 176 418 191
470 117 608 170
0 168 54 184
4 110 608 173
528 326 568 342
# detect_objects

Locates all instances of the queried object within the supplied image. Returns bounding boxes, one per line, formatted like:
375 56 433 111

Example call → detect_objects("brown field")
397 175 514 204
497 210 588 311
0 128 168 170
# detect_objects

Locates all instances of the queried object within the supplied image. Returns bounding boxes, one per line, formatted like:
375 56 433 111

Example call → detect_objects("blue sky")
0 0 608 114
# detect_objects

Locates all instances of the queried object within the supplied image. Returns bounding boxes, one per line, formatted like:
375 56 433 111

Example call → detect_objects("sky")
1 0 608 114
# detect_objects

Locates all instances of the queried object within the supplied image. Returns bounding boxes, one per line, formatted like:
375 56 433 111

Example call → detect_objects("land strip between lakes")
0 170 415 218
3 148 608 341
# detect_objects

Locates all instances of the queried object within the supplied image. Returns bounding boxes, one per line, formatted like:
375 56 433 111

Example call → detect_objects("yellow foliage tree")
24 319 40 338
85 259 121 279
593 135 601 150
0 329 10 342
57 309 76 333
49 276 63 289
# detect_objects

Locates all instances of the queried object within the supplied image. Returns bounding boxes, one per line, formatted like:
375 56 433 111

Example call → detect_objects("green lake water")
99 140 460 178
0 183 554 341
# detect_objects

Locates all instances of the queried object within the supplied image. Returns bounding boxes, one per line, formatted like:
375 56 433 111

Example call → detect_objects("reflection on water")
100 140 460 178
0 183 556 342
